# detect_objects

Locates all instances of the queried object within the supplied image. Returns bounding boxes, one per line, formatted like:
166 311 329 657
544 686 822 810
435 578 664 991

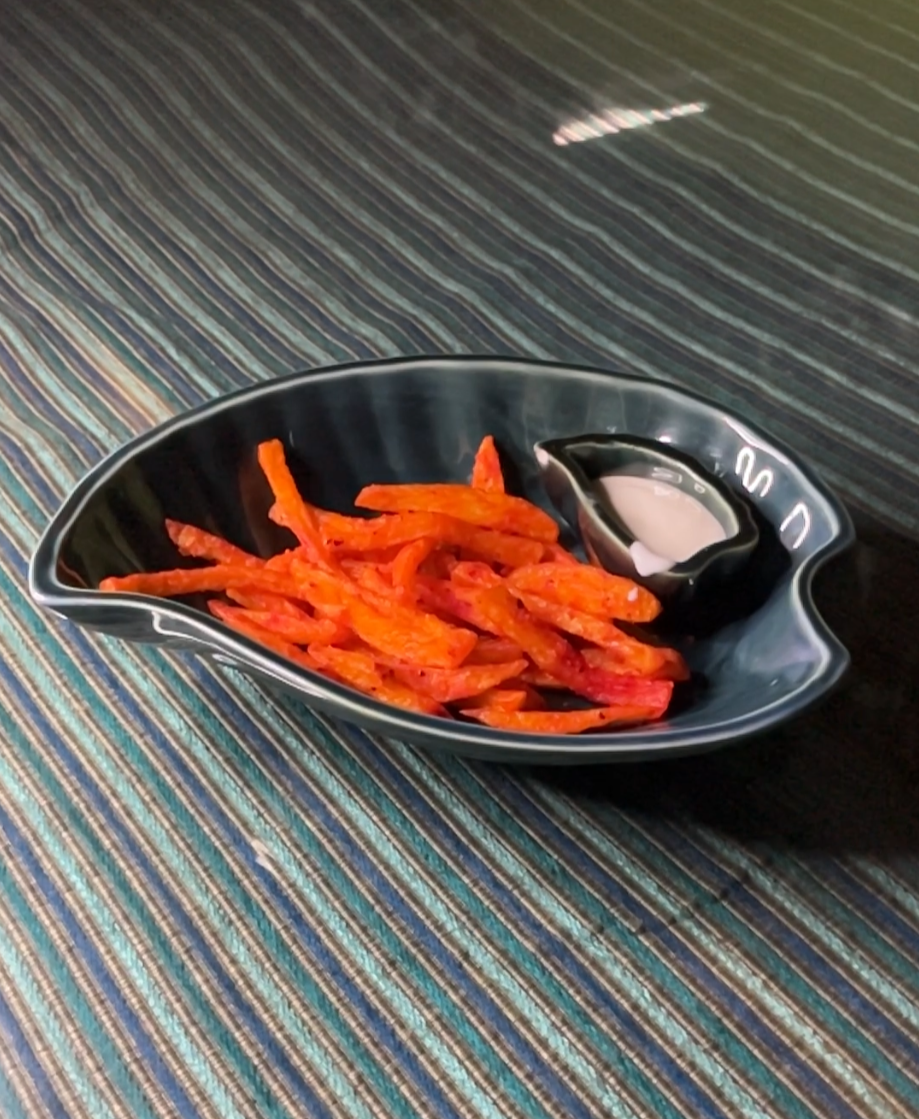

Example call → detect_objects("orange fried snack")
391 659 528 704
462 688 535 713
470 585 673 711
288 559 478 669
354 484 559 543
507 562 661 623
463 637 525 665
470 435 505 493
210 603 343 646
542 543 581 566
461 705 663 734
166 519 262 568
99 434 685 735
414 576 504 635
513 591 687 681
257 439 331 567
307 645 445 716
320 511 543 568
391 538 437 597
207 599 318 668
582 644 690 683
346 596 477 670
100 564 293 597
225 587 315 619
449 561 503 589
472 584 585 678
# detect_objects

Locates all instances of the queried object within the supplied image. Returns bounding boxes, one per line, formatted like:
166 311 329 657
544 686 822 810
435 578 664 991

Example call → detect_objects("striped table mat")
1 0 918 1116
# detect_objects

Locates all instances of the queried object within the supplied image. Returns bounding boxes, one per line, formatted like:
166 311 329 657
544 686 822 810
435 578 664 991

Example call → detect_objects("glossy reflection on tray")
29 357 854 764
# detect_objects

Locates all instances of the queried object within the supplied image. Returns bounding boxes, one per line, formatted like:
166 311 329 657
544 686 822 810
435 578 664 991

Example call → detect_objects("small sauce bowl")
535 434 759 608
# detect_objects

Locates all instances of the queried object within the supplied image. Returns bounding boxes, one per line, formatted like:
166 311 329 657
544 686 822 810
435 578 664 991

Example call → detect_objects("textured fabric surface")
1 0 919 1116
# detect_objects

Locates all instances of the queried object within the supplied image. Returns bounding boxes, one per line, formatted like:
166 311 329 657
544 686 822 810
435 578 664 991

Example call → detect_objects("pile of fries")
101 437 688 734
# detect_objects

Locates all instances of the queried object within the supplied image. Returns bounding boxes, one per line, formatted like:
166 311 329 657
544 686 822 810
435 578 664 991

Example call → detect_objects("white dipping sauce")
597 474 727 576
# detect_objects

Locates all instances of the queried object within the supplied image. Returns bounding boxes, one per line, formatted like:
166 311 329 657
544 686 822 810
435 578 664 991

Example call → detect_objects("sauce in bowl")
597 474 728 576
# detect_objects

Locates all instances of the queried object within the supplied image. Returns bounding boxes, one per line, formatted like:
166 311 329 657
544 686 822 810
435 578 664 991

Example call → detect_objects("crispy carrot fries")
100 435 686 734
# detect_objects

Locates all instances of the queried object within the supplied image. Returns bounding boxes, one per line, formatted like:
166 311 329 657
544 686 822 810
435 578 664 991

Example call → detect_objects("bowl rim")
28 354 856 760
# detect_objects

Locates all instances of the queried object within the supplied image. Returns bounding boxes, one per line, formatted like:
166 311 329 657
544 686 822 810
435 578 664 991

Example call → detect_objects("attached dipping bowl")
535 434 759 607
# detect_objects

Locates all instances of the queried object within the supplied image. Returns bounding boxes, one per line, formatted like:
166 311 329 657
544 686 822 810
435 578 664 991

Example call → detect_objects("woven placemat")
1 0 917 1115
